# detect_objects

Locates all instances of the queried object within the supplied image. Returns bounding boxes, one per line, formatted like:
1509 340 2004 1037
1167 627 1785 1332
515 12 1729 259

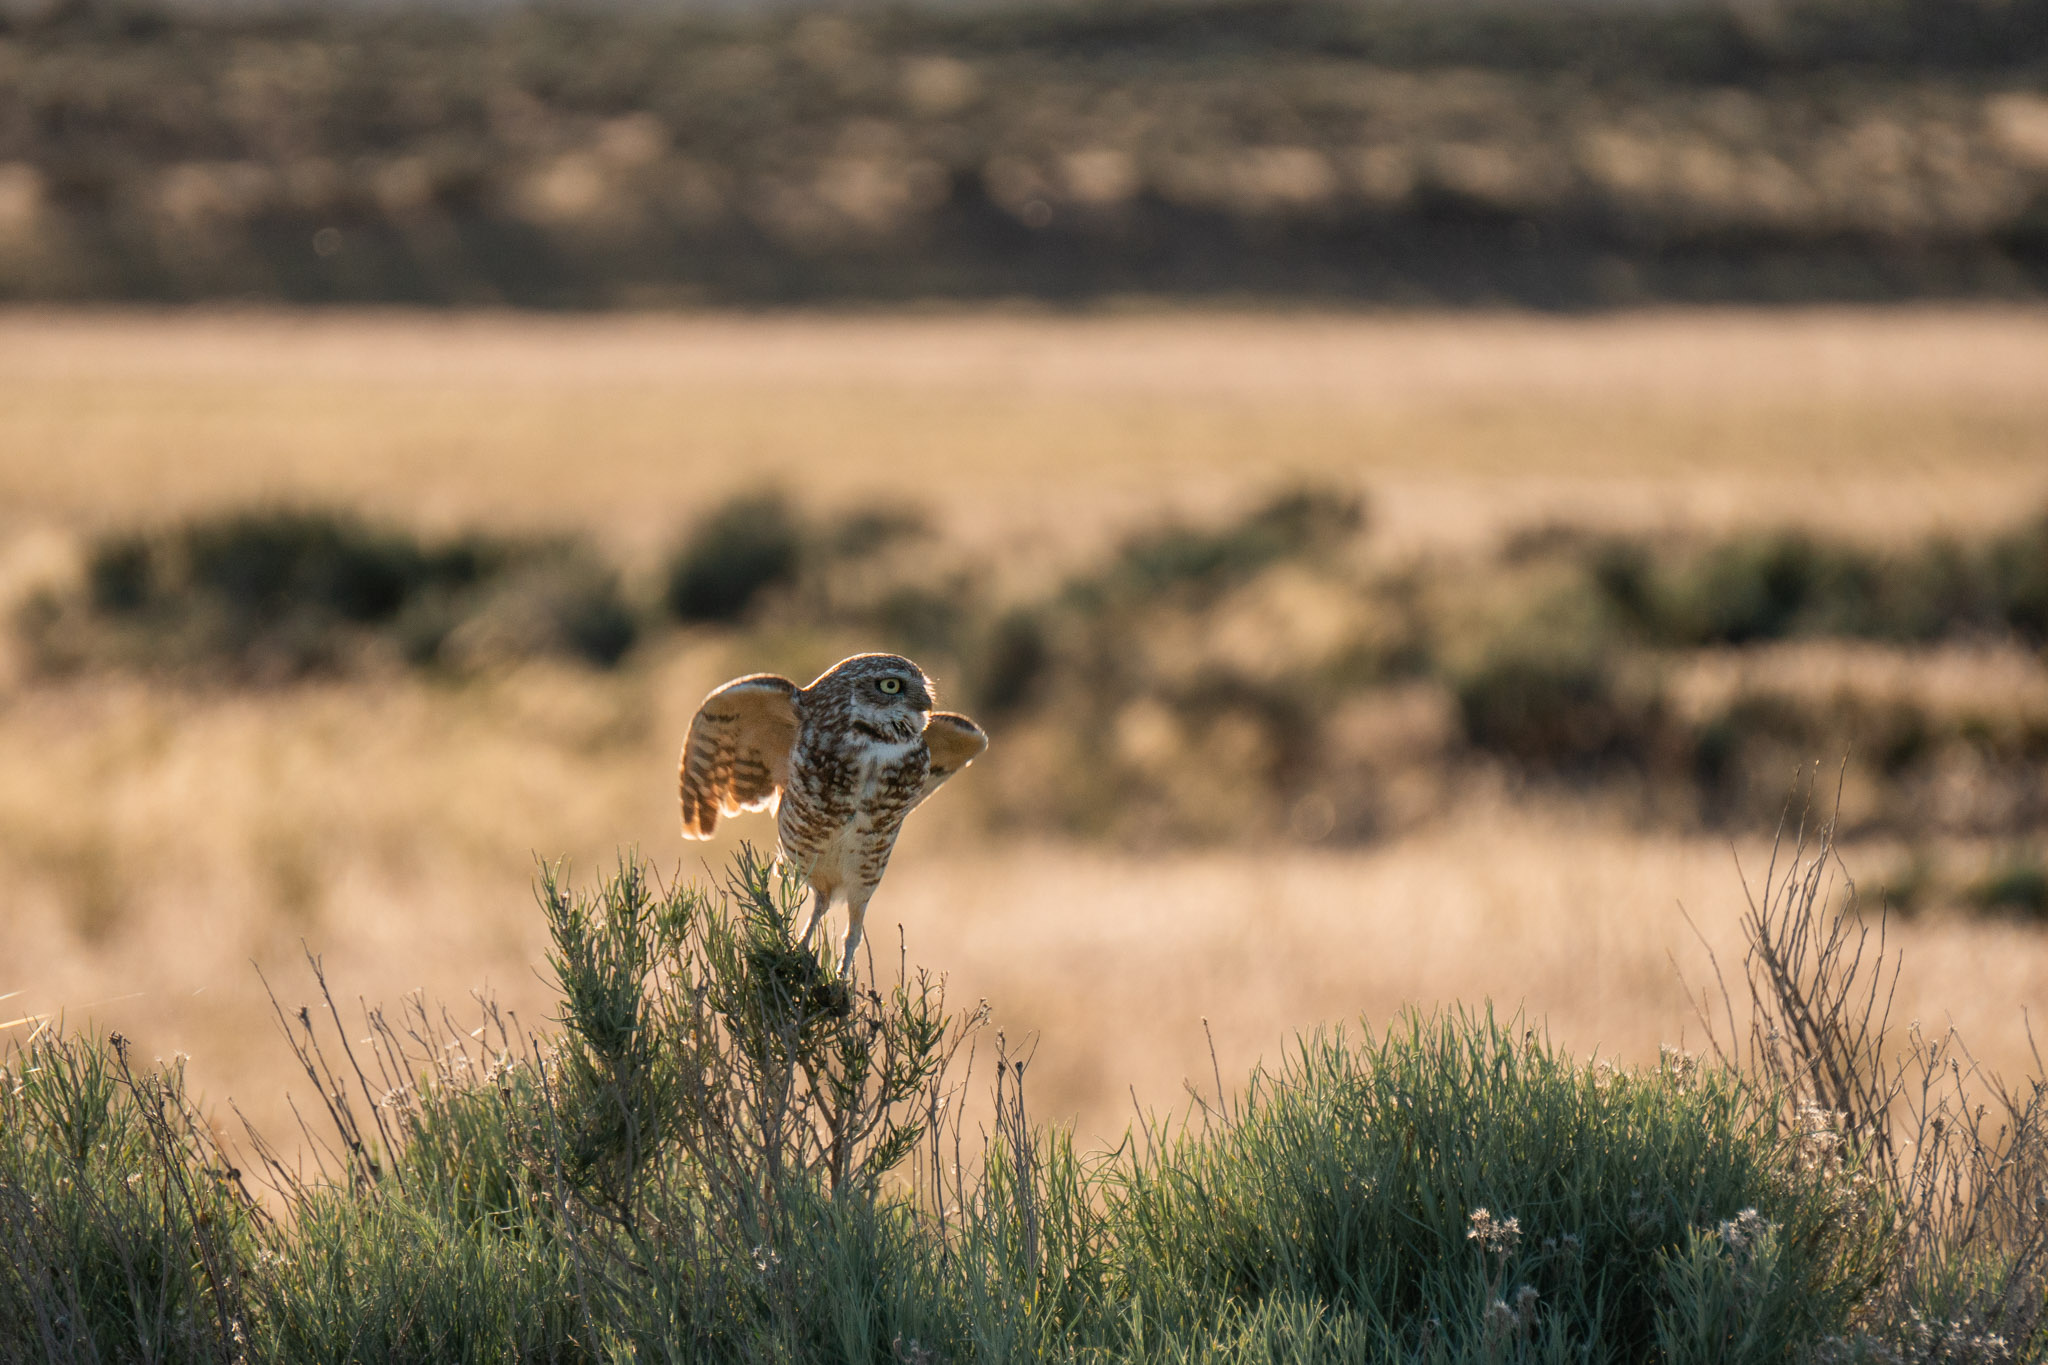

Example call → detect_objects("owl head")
808 652 935 740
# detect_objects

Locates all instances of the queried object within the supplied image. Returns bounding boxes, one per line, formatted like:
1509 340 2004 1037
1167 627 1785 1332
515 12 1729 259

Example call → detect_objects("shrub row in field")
5 846 2038 1362
1450 519 2048 846
13 496 946 680
14 494 2048 859
1 0 2046 305
18 509 639 679
1584 524 2048 650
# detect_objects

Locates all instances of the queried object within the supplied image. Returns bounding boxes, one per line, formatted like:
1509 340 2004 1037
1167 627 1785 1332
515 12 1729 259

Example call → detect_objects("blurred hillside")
4 0 2048 304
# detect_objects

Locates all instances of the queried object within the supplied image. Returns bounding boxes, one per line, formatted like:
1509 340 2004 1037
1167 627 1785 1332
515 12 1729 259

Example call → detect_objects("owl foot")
799 888 830 950
838 904 869 980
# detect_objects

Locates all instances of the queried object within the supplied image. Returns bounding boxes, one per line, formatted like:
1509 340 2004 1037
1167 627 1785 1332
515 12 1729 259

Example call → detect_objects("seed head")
1467 1207 1522 1257
1717 1207 1770 1254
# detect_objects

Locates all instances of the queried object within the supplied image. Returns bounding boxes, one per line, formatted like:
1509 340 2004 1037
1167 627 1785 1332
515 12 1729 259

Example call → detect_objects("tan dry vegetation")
1663 639 2048 720
0 637 2040 1153
1 305 2045 1154
1 657 2041 1150
2 307 2045 568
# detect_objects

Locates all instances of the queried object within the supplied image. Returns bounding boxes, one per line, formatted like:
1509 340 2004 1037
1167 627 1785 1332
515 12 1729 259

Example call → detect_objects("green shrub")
1454 646 1663 774
663 492 805 624
1590 531 1876 646
435 546 641 669
963 607 1049 718
870 582 975 659
29 510 639 678
1108 487 1366 604
1967 852 2048 920
1108 1012 1881 1362
172 509 455 628
0 1034 251 1364
1987 514 2048 647
1692 534 1881 644
85 534 154 614
9 842 2046 1363
1584 515 2048 649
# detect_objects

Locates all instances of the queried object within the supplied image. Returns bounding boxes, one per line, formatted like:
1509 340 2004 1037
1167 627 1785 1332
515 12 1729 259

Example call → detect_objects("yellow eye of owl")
878 678 902 694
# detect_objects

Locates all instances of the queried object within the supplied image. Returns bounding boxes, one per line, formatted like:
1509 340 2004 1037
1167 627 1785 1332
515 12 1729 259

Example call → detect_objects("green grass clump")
253 1188 584 1363
0 1034 252 1363
1109 1016 1882 1362
12 840 2040 1363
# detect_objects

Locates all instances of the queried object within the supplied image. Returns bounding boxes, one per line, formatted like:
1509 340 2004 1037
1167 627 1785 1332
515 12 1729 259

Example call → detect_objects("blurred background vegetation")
3 0 2048 305
17 489 2048 918
2 0 2045 1206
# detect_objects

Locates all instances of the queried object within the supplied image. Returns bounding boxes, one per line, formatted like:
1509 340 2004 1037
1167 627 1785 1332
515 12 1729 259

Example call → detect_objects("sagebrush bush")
24 509 640 678
1967 852 2048 919
1107 489 1367 605
0 1035 251 1363
1585 521 2048 650
663 493 806 624
1109 1012 1884 1362
1452 647 1665 775
8 832 2040 1363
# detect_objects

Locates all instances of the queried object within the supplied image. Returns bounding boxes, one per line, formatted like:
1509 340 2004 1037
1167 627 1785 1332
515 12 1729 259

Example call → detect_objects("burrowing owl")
679 653 987 975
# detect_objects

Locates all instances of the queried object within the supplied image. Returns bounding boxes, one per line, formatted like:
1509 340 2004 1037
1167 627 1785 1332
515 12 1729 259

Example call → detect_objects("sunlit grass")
12 845 2031 1364
1 303 2045 1197
2 309 2044 562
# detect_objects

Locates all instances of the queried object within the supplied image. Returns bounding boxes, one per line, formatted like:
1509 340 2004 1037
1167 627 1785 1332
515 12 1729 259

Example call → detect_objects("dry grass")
0 649 2041 1155
1662 639 2048 721
1 304 2044 1160
2 307 2045 567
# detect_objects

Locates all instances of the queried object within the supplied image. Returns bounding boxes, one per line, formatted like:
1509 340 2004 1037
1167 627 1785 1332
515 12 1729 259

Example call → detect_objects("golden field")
5 306 2048 561
2 305 2046 1155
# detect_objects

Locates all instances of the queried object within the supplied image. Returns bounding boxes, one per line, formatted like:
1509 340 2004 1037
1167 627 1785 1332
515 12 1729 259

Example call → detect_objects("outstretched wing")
679 674 801 839
916 712 988 807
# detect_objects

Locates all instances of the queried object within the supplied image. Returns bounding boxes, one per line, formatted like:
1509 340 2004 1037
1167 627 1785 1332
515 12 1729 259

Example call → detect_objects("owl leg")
798 886 831 950
838 895 873 979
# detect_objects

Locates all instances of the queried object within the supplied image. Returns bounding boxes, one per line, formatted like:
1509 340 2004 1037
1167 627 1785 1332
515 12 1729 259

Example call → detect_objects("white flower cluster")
1659 1045 1702 1086
1814 1311 2015 1365
1716 1206 1771 1255
1466 1206 1522 1257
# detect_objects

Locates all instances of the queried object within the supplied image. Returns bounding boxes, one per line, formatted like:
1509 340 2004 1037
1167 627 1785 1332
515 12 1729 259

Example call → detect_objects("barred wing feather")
678 674 801 839
916 712 988 807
